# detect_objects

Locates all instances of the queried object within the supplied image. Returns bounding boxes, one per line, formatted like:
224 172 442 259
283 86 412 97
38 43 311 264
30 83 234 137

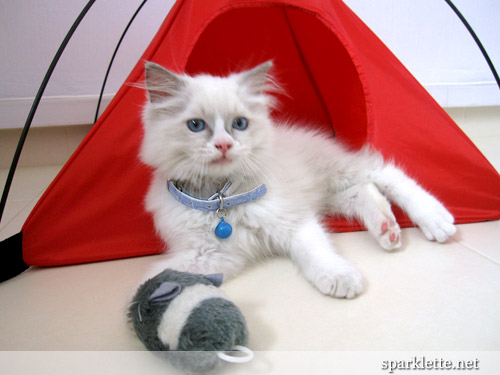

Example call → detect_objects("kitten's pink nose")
215 142 232 156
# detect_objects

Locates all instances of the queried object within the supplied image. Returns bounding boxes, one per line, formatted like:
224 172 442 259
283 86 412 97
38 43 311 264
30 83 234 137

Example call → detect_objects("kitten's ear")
144 62 185 103
237 60 273 96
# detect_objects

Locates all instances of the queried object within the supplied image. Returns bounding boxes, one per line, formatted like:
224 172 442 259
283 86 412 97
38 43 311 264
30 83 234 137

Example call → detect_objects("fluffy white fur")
140 61 456 299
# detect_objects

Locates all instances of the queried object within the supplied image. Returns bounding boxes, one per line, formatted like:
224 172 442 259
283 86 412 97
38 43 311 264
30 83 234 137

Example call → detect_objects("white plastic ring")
217 345 254 363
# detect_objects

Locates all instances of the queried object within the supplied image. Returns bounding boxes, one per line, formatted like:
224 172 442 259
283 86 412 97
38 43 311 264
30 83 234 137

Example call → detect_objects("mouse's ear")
204 273 223 287
149 282 182 302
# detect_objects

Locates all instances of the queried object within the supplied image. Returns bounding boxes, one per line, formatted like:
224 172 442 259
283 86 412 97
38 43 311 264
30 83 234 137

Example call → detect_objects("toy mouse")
129 269 252 374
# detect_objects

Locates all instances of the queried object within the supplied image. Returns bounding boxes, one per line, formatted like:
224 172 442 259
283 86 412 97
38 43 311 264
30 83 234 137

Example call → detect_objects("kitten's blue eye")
232 117 248 131
187 119 206 132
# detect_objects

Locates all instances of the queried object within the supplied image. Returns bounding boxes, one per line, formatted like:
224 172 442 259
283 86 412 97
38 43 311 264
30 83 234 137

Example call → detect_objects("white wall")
0 0 499 129
345 0 500 108
0 0 175 128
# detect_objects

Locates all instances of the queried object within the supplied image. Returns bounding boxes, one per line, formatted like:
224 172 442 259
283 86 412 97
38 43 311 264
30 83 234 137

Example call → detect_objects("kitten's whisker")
238 156 267 187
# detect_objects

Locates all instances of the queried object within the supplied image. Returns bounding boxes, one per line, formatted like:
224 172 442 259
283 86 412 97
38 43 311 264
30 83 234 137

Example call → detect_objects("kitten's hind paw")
377 219 402 251
414 204 456 243
419 216 456 243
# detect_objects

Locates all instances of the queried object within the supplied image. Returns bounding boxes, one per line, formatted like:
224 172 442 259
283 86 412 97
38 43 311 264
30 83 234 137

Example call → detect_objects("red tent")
15 0 500 267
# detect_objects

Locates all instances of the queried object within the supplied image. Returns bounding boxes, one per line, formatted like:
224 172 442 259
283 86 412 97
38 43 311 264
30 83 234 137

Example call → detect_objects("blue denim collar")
167 180 267 212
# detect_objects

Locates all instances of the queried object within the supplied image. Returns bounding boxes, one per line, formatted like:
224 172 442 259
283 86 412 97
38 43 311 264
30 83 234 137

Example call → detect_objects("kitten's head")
140 61 276 186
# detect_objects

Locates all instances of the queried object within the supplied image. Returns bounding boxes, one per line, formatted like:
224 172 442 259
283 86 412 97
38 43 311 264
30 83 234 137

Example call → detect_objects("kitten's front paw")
312 266 363 299
143 257 205 282
412 201 456 243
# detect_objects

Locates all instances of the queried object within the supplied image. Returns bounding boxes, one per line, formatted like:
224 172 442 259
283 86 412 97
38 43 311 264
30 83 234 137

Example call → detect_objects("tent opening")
185 6 368 149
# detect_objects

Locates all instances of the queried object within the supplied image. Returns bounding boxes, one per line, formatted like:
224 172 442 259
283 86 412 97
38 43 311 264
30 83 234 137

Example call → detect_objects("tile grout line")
450 235 500 267
0 187 46 234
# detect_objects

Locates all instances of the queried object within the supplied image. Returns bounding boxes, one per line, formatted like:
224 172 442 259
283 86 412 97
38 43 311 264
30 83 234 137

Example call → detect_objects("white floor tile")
0 165 62 240
0 165 62 201
0 197 39 240
452 221 500 264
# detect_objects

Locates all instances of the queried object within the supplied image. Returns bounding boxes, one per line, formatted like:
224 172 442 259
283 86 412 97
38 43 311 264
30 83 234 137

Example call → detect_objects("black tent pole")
444 0 500 92
0 0 97 224
94 0 148 123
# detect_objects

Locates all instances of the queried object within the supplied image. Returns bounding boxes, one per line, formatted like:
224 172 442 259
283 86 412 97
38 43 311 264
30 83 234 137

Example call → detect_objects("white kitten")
139 61 456 298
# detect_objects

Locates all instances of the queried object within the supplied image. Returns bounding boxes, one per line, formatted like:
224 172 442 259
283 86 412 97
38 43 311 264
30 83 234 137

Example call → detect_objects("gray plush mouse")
129 269 252 374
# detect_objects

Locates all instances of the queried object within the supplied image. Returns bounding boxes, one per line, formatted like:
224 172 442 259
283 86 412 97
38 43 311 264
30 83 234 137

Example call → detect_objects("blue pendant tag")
215 217 232 239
